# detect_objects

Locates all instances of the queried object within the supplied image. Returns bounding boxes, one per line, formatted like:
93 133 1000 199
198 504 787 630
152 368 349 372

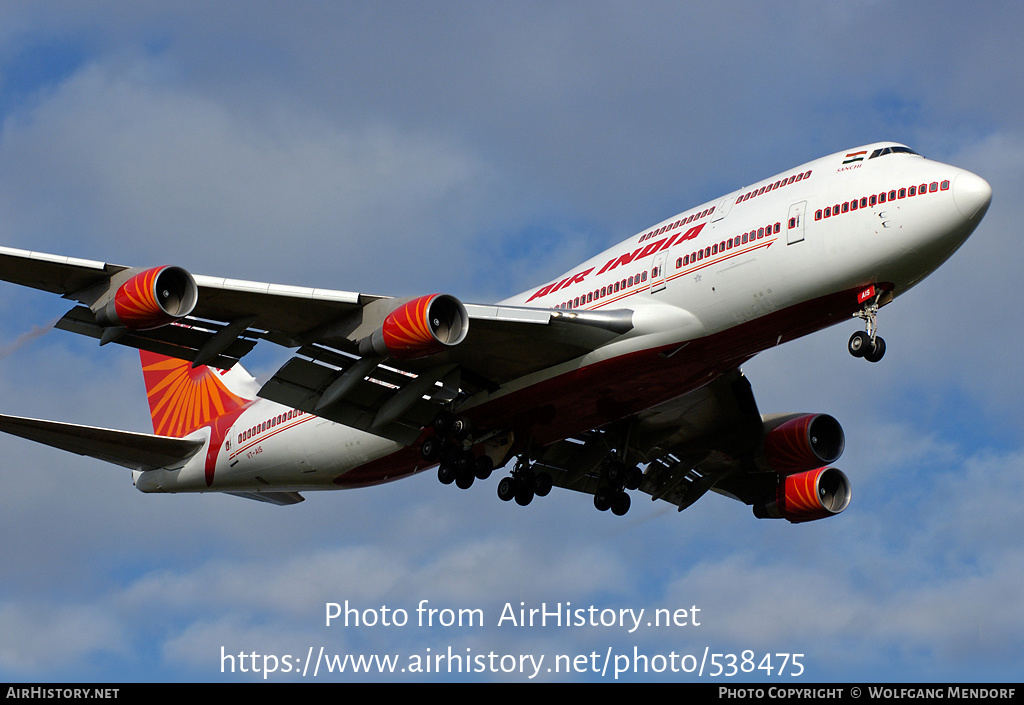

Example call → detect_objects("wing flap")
0 413 205 472
258 355 445 445
55 305 259 370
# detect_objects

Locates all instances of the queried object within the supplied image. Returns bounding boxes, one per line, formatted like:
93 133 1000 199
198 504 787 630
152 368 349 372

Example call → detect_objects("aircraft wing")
524 369 849 521
0 246 633 444
0 413 204 472
530 369 763 510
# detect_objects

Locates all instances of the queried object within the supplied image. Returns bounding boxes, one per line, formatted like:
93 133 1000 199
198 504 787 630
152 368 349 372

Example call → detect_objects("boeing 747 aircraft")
0 142 991 521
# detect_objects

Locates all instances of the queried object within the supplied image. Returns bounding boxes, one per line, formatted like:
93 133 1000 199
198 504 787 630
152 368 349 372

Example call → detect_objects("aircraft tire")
497 476 516 501
611 491 631 516
624 467 643 491
605 460 626 486
515 484 534 506
451 416 471 440
420 437 442 461
455 468 475 489
474 455 494 480
864 336 886 363
594 488 612 512
438 464 456 485
534 472 553 497
848 331 871 358
456 450 476 474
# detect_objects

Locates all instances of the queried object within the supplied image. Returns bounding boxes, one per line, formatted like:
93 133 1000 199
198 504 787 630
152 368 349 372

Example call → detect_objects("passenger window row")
674 222 781 269
557 270 649 309
238 409 305 444
814 180 950 221
735 170 813 206
638 207 715 243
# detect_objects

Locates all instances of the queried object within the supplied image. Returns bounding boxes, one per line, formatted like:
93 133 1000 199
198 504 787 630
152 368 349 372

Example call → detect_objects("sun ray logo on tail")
140 351 252 437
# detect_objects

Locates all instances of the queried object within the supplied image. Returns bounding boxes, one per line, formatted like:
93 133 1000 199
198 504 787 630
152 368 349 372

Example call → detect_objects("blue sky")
0 1 1021 683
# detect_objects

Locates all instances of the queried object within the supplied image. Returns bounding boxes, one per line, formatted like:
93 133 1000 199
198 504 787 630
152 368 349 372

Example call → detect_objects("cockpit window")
869 146 921 159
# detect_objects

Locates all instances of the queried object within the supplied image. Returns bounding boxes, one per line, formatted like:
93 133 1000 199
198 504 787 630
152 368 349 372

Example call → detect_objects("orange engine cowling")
762 413 845 474
364 294 469 360
753 467 852 523
96 266 199 331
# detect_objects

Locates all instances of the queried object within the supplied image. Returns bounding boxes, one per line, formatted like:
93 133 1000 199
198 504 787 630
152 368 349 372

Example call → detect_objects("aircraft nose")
952 171 992 221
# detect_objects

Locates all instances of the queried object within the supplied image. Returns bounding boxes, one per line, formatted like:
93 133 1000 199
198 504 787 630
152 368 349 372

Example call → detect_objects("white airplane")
0 142 991 521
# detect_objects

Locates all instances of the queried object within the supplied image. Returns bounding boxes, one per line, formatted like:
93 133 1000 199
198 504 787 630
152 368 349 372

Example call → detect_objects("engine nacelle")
95 266 199 331
362 294 469 360
762 413 845 474
753 467 852 523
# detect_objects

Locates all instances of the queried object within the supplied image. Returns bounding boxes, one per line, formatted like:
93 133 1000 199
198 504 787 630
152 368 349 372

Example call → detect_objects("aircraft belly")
464 284 868 447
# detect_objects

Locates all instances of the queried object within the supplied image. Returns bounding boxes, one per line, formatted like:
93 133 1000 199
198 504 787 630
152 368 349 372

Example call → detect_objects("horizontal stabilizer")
0 413 204 471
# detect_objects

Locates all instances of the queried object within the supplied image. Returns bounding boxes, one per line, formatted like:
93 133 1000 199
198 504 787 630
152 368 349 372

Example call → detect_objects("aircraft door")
712 193 738 223
787 201 807 244
650 252 667 294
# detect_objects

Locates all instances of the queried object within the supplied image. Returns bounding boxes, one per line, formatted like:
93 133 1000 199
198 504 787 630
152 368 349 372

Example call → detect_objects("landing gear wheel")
455 467 475 489
497 476 516 501
605 460 626 486
848 330 871 358
534 472 553 497
514 484 535 506
455 450 476 474
450 416 471 440
474 455 494 480
611 491 631 516
438 463 456 485
864 336 886 363
433 410 455 438
420 437 442 461
594 488 612 512
624 467 643 491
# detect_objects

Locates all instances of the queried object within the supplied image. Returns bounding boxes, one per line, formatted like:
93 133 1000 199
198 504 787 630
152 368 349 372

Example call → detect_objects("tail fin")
139 351 257 437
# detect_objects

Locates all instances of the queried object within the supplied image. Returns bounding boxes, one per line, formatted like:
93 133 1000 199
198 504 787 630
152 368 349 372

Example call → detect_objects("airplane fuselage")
133 142 992 497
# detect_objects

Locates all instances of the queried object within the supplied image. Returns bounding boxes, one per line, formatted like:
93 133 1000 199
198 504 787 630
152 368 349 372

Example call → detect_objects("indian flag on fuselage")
843 151 867 164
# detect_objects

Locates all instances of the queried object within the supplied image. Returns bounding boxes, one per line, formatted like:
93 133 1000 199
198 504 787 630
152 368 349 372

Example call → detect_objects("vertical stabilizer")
139 351 255 437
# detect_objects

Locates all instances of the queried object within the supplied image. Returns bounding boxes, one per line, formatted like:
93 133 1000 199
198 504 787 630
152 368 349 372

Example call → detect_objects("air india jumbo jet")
0 142 991 522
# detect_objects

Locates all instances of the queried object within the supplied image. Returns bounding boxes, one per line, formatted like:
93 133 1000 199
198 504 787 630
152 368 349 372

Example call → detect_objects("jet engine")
361 293 469 360
95 266 199 331
762 413 845 473
753 466 852 523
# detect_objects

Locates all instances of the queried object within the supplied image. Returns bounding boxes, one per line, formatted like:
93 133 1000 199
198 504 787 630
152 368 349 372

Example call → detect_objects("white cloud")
0 58 497 297
0 602 126 672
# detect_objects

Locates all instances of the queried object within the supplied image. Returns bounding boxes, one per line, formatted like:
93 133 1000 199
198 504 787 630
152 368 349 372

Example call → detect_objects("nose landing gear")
849 288 887 363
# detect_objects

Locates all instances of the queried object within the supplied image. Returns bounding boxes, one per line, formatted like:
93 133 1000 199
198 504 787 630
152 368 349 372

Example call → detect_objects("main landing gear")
593 459 643 516
424 412 646 517
848 292 886 363
422 412 494 490
495 457 553 507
